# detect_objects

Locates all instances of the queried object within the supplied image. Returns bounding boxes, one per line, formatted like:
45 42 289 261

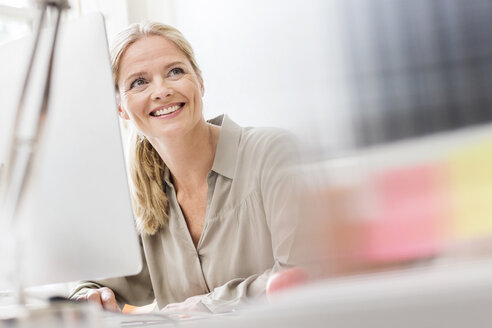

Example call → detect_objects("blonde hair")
111 22 202 235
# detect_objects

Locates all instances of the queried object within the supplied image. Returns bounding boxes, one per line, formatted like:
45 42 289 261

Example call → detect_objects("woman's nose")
150 79 173 100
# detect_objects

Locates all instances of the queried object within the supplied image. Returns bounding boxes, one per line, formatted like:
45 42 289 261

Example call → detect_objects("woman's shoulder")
240 125 298 153
215 115 301 177
237 125 301 172
212 114 297 151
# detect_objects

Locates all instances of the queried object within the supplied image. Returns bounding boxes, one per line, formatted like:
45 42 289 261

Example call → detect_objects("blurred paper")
364 164 447 262
448 139 492 240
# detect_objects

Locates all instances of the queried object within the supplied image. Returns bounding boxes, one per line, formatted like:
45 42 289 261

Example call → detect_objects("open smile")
150 103 185 117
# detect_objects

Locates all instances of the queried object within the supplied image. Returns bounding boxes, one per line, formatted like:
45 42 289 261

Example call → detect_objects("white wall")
173 0 355 152
126 0 176 26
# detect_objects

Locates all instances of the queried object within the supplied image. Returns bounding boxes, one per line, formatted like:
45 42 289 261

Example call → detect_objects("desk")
189 260 492 328
3 261 492 328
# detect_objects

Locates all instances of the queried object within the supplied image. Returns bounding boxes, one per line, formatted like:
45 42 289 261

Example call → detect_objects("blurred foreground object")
266 268 310 302
0 301 103 328
307 124 492 277
296 0 492 278
196 260 492 328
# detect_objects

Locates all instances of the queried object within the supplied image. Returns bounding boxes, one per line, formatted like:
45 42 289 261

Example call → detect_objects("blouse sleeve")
69 236 155 308
199 131 307 313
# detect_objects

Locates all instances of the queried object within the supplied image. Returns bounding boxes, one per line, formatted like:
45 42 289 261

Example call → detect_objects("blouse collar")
163 114 241 186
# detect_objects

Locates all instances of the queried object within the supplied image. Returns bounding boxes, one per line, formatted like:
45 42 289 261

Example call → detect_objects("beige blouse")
71 115 305 313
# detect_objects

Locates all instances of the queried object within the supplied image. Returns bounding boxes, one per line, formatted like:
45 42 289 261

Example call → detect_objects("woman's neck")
148 121 220 195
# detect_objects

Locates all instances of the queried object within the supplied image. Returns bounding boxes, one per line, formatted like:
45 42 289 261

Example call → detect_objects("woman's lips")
150 103 184 117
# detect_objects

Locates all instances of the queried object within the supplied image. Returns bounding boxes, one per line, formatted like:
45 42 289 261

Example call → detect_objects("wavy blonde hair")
111 22 202 235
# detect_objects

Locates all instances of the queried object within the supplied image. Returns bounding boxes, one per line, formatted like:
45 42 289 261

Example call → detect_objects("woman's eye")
169 67 184 77
130 77 147 89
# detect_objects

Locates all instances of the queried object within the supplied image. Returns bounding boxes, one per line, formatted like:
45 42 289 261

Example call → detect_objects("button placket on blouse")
196 171 217 250
194 171 218 293
168 182 209 293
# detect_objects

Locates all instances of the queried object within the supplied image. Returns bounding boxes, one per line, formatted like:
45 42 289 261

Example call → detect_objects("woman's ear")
199 77 205 96
118 105 130 120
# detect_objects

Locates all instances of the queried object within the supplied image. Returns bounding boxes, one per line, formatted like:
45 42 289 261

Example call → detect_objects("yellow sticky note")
447 138 492 241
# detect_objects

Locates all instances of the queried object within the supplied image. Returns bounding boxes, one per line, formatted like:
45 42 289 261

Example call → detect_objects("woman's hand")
161 295 205 314
76 287 120 312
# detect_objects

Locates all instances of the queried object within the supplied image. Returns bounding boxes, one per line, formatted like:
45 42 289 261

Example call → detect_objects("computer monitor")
0 13 141 289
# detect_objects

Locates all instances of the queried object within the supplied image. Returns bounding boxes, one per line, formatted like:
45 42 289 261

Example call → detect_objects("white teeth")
153 104 181 116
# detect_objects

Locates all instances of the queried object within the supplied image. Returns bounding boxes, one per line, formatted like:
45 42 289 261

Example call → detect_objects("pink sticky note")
363 164 448 262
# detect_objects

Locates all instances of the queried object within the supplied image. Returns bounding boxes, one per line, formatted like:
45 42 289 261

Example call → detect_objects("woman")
71 22 306 313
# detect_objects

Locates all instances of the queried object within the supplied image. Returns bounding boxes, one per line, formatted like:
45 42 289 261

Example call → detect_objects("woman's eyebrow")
165 60 186 68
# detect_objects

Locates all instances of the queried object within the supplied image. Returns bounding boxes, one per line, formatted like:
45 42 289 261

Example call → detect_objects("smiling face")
117 35 204 140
